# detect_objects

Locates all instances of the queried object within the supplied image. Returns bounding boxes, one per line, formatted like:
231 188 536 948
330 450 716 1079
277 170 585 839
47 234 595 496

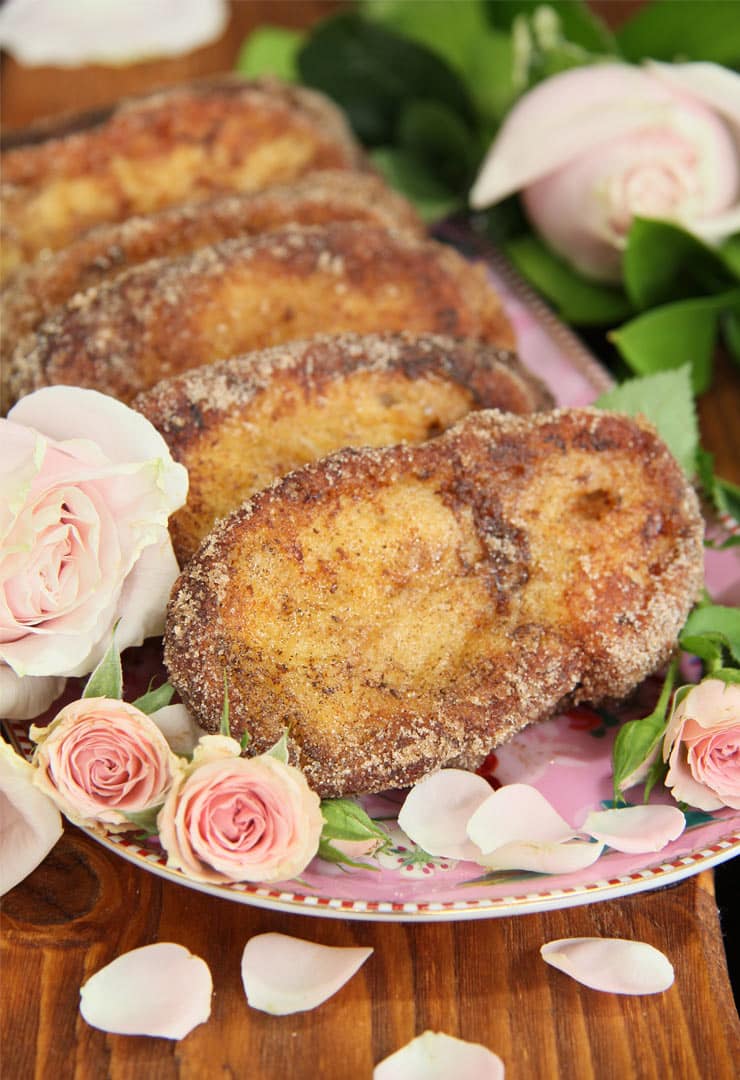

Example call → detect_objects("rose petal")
397 769 493 860
0 740 63 895
150 704 201 757
241 933 372 1015
647 61 740 132
373 1031 505 1080
470 63 676 208
583 805 686 854
540 938 674 995
0 664 66 721
466 783 575 853
476 838 604 874
79 943 212 1039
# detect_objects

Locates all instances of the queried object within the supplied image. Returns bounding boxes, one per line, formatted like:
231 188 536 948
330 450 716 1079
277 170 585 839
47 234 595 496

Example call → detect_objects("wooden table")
2 4 739 1078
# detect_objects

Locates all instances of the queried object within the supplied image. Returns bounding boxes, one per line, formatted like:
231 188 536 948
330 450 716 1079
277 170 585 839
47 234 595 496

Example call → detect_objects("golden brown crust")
7 222 515 407
0 75 367 280
134 331 553 564
0 171 423 362
164 407 704 798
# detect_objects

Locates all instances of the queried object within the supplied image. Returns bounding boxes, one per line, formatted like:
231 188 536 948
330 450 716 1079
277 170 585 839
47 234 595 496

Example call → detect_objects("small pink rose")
157 741 323 884
663 679 740 811
31 697 180 828
1 387 188 720
471 62 740 282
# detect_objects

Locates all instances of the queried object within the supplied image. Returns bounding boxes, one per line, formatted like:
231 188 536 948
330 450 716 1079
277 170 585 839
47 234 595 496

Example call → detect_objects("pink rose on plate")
31 696 181 828
1 386 188 720
157 736 324 884
470 62 740 282
663 678 740 811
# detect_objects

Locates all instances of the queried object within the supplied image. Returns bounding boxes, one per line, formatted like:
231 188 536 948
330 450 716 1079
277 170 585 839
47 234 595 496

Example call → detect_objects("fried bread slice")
0 75 366 280
7 222 514 408
164 407 704 797
1 172 423 362
134 332 553 564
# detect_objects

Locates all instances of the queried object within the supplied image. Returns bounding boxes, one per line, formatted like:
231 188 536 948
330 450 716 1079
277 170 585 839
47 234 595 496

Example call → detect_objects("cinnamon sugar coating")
7 222 514 407
1 172 423 362
0 75 367 280
164 407 704 798
134 331 553 564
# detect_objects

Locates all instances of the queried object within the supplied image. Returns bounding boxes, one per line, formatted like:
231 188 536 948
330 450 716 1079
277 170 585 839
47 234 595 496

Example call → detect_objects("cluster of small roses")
30 697 324 884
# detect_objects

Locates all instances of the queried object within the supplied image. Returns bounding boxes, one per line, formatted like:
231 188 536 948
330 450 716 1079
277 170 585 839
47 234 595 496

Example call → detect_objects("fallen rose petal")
583 805 685 854
79 943 212 1039
397 769 492 860
0 665 66 721
0 740 63 896
466 783 575 853
149 704 201 757
241 933 372 1015
476 838 604 874
540 938 674 995
373 1031 505 1080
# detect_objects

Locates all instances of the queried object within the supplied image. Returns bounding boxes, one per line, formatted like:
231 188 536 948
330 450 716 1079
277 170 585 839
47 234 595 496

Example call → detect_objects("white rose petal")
583 805 686 854
397 769 493 860
466 783 576 852
150 704 201 757
79 943 212 1039
0 740 63 896
476 838 604 874
0 666 66 721
241 933 373 1015
541 938 674 995
374 1031 505 1080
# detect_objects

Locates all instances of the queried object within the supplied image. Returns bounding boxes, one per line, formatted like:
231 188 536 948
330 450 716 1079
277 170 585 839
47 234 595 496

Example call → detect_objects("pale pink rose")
1 387 188 720
157 737 324 884
31 697 181 828
470 62 740 282
663 679 740 811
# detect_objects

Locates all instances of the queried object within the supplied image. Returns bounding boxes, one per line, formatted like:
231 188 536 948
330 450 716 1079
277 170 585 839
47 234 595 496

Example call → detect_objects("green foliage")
318 797 390 869
617 0 740 67
611 658 678 803
505 233 634 324
485 0 617 54
680 604 740 666
371 148 463 223
609 291 740 394
235 25 303 81
132 681 175 715
82 627 123 701
624 219 739 310
297 12 477 146
595 367 698 476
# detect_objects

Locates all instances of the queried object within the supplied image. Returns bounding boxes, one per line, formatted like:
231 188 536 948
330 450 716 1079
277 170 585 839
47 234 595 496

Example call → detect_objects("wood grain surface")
1 4 738 1079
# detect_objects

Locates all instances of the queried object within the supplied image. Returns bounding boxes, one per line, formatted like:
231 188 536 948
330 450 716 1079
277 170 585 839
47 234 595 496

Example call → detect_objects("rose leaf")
81 627 123 701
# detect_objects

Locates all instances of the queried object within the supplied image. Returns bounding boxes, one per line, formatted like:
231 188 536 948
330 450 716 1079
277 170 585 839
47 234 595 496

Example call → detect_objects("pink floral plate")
5 241 739 921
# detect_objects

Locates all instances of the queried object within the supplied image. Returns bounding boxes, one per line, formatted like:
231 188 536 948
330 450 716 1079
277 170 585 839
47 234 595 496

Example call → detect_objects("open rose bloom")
31 697 181 828
470 62 740 281
157 736 324 884
663 679 740 811
1 387 188 719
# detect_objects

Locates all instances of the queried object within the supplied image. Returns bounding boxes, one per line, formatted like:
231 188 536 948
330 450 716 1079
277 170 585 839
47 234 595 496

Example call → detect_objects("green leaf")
612 657 678 802
504 233 634 325
132 681 175 715
712 668 740 685
719 236 740 279
82 627 123 701
266 730 290 764
219 674 230 738
697 448 740 528
594 366 698 476
397 99 479 192
624 218 737 311
121 806 161 836
617 1 740 66
317 838 381 871
721 308 740 366
298 12 477 147
235 26 303 81
485 0 617 53
370 147 463 222
320 797 390 846
240 729 251 752
609 290 740 394
680 604 740 664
